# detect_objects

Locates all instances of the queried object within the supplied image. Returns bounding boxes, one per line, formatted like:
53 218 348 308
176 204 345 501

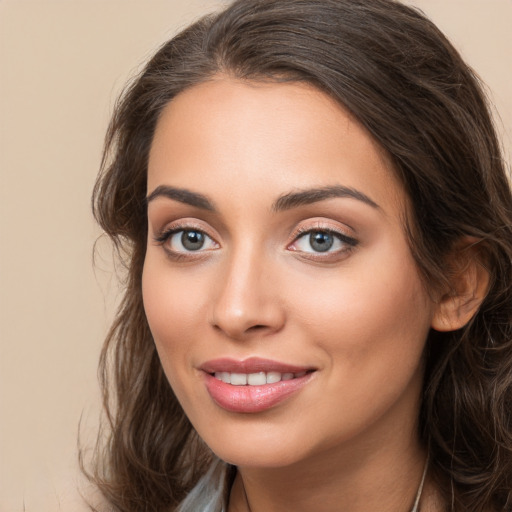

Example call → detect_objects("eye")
155 227 218 255
290 229 358 255
305 231 336 252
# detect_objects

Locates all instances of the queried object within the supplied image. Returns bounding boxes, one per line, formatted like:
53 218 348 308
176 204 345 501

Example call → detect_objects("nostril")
248 325 267 331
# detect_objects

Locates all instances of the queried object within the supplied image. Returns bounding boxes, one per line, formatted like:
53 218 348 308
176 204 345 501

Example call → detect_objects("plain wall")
0 1 510 510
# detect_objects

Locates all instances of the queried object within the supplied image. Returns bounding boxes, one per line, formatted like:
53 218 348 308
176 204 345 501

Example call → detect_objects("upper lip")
199 357 315 374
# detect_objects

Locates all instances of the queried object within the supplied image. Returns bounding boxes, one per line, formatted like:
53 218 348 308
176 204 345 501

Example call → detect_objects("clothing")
176 458 229 512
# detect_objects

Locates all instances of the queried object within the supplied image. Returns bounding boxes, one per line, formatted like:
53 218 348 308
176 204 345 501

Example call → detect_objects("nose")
209 247 286 340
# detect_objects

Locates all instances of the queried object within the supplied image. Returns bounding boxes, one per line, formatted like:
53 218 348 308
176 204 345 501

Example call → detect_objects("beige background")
0 1 510 511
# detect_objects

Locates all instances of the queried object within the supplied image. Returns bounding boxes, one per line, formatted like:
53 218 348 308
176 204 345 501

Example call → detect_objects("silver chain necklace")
410 454 429 512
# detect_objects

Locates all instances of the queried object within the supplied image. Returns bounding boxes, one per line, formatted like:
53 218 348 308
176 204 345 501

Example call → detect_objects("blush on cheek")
300 262 429 369
142 264 207 368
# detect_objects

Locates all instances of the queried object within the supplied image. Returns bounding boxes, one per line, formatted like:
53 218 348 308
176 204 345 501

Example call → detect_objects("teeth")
248 372 267 385
266 371 281 384
219 372 231 384
213 371 308 385
230 373 247 385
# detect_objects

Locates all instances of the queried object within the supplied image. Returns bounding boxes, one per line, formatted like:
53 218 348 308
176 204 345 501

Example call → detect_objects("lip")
200 357 316 413
200 357 312 374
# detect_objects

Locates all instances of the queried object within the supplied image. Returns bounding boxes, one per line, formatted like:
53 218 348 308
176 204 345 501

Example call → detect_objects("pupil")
181 231 204 251
310 232 333 252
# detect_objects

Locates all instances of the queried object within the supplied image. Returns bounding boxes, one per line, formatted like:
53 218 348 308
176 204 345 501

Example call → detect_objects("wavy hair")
87 1 512 510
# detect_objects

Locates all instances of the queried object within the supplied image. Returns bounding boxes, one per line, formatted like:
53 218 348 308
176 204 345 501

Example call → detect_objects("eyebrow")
146 184 379 212
272 185 380 212
146 185 216 211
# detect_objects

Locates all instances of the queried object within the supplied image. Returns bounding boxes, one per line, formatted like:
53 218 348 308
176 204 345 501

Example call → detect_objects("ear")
431 237 490 332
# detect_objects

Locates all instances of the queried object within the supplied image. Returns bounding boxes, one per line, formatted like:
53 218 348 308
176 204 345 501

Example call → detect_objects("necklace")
241 455 429 512
410 454 429 512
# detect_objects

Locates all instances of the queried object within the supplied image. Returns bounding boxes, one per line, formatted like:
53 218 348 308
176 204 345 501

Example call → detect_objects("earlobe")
431 238 490 332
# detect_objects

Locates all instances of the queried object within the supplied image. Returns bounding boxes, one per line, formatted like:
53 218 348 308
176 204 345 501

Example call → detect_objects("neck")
229 421 430 512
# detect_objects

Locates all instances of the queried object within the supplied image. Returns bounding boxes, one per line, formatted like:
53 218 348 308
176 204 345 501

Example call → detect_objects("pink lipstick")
200 357 315 413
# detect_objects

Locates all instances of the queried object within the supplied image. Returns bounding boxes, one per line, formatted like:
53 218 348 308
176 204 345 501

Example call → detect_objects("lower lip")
203 372 314 413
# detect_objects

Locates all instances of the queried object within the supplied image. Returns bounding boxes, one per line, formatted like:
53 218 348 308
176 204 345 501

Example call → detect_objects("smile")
200 358 316 413
213 371 308 385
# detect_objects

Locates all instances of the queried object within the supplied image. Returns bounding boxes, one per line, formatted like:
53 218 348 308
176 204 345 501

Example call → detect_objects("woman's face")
143 78 438 469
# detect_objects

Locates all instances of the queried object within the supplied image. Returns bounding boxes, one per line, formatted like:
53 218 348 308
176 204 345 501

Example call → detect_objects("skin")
143 78 445 511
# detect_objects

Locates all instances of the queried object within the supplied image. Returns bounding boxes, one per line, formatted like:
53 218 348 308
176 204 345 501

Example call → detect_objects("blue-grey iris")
310 231 334 252
182 230 205 251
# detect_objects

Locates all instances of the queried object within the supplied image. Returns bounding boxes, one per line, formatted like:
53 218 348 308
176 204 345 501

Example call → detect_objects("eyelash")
289 226 358 260
153 223 358 261
154 223 218 261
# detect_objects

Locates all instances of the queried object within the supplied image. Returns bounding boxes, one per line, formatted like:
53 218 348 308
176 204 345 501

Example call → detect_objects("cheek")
141 255 207 377
288 244 433 372
281 253 432 441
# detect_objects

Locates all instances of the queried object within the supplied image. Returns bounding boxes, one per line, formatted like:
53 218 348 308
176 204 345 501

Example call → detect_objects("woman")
88 0 512 510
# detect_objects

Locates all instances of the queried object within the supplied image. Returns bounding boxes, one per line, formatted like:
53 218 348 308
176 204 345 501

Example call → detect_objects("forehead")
147 77 406 214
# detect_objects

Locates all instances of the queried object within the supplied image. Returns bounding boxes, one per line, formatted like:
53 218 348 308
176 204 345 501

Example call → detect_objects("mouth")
200 358 316 413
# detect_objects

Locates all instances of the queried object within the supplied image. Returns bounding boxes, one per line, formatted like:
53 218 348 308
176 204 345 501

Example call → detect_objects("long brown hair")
88 1 512 510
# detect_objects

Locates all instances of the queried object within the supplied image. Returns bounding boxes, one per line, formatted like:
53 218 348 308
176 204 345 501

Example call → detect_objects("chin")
212 444 306 469
196 422 319 469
